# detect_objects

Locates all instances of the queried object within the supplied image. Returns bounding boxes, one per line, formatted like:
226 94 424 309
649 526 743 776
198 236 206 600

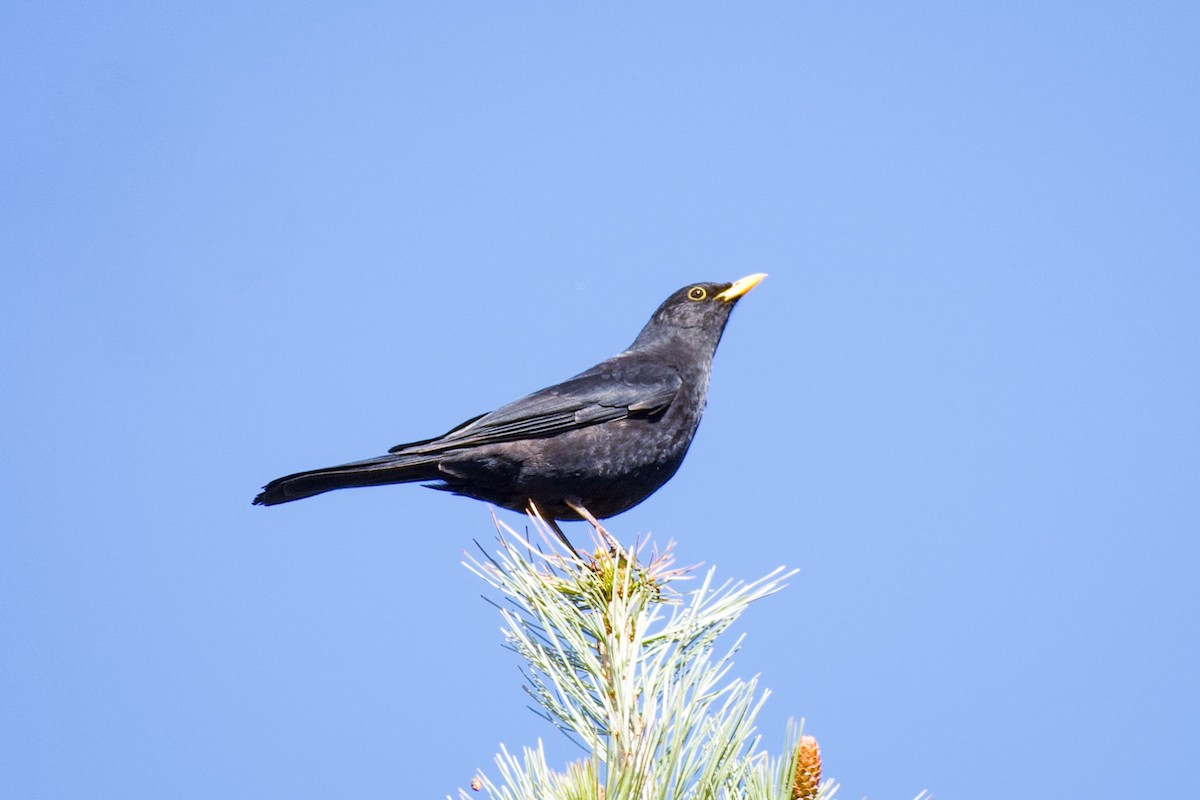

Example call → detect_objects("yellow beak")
715 273 768 302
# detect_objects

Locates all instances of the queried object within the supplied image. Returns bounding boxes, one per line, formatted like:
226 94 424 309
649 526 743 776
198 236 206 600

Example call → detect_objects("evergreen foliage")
454 510 838 800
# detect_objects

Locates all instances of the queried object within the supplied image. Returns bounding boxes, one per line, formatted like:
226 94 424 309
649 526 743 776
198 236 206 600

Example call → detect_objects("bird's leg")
565 500 620 550
544 516 575 551
526 500 576 551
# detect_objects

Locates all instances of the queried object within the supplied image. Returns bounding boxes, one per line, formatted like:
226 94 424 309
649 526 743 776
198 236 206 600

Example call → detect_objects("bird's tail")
252 454 437 506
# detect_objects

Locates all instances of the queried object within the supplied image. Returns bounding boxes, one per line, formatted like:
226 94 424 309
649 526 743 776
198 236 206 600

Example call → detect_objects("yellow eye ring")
687 286 707 301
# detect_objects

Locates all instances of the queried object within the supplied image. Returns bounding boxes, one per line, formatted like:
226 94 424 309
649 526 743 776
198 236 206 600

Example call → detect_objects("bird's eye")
687 286 707 301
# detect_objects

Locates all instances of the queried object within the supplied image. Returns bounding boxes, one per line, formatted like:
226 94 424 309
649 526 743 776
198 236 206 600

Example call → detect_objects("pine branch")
455 510 840 800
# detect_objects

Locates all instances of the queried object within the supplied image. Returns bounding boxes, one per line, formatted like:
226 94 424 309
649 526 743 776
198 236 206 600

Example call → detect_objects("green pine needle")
455 509 839 800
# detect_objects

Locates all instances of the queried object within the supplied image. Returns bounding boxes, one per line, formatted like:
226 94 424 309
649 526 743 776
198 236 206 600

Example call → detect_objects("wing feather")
389 360 681 455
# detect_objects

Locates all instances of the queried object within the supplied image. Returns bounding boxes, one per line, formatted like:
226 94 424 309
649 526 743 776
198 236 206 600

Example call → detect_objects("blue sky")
3 3 1198 798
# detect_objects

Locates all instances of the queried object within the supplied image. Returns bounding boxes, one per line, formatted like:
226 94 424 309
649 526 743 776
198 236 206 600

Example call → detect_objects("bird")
253 273 766 530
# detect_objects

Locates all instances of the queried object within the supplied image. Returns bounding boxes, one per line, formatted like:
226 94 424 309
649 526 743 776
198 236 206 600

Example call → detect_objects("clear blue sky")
3 3 1197 798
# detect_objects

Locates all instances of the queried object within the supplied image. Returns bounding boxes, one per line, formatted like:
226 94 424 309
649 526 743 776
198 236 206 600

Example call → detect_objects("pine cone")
791 735 822 800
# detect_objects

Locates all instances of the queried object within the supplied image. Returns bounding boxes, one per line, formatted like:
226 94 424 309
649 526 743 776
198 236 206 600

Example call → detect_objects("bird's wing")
389 360 682 454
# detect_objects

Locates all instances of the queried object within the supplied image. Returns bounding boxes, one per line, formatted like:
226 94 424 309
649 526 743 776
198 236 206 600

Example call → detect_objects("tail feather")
252 454 437 506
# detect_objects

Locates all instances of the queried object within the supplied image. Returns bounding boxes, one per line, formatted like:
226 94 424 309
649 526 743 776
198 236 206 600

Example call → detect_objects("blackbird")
253 273 765 523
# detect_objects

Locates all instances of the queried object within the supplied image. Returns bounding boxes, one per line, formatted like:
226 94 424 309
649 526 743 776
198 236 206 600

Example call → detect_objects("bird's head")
631 273 767 353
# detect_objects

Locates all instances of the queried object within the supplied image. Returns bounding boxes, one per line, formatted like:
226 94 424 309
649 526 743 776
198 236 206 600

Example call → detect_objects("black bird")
253 274 766 524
